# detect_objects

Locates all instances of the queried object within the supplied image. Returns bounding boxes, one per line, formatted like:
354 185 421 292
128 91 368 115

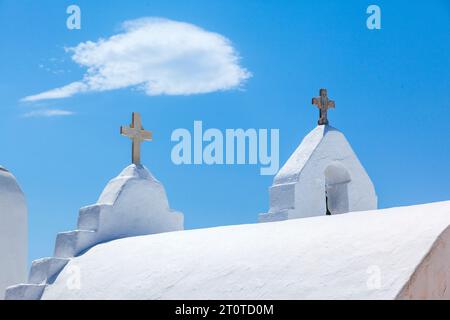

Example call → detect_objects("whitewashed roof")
41 201 450 300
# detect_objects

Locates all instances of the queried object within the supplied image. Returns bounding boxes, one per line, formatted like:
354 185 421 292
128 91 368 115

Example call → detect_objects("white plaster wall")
0 167 27 299
95 164 183 240
73 164 184 251
396 225 450 299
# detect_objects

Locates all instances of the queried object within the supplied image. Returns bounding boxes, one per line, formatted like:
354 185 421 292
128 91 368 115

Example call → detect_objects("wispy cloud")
22 109 75 118
22 17 251 102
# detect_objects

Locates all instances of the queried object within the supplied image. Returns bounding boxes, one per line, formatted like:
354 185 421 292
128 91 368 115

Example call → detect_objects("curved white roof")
41 201 450 300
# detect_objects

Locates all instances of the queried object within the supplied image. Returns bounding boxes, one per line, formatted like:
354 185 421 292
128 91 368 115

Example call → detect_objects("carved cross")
312 88 335 125
120 112 152 165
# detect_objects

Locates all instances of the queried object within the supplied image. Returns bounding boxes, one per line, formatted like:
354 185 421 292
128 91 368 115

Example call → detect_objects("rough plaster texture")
37 201 450 300
396 225 450 299
0 166 27 299
260 125 377 222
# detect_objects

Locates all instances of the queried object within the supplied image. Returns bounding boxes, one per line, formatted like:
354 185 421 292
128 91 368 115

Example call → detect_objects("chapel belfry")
259 89 377 222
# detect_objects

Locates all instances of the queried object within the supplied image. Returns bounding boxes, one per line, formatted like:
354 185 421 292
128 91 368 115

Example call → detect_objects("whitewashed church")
2 90 450 300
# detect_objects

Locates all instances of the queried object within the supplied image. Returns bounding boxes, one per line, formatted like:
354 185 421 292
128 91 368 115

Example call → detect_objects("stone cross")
312 88 335 125
120 112 152 165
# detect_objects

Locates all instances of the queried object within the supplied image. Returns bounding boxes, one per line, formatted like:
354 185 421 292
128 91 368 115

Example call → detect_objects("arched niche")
324 163 351 215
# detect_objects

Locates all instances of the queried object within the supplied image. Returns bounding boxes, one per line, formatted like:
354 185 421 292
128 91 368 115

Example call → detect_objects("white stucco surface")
0 166 27 299
41 200 450 300
260 125 377 221
92 164 184 240
53 164 184 259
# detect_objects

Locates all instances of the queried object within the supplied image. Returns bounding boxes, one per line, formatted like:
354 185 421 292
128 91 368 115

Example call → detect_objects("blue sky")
0 0 449 264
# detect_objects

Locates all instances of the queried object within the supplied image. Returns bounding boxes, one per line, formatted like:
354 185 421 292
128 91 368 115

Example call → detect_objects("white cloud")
22 18 251 102
22 109 75 118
